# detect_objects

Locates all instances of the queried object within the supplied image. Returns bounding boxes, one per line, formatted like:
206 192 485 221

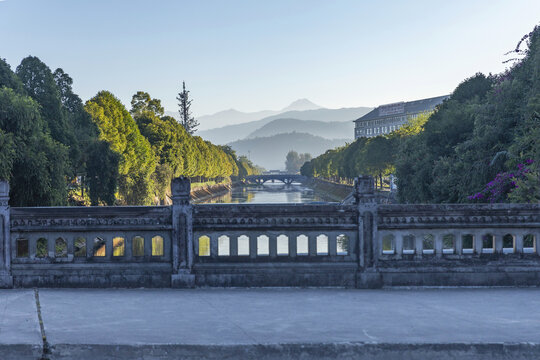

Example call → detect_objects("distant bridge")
245 174 308 185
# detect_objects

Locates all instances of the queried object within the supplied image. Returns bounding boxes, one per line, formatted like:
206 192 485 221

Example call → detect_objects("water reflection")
195 182 334 204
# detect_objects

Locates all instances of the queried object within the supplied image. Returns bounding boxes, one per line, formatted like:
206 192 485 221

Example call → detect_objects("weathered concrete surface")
0 290 42 359
33 288 540 359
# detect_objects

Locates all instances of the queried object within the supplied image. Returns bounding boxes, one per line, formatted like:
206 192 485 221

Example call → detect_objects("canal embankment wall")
307 178 353 202
190 182 236 203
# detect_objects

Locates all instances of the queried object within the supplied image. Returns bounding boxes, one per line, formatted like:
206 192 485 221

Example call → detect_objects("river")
194 182 337 204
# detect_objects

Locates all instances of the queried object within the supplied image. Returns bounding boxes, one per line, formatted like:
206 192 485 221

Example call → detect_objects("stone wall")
1 176 540 288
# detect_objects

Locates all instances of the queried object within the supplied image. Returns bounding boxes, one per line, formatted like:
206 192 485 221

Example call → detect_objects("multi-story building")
354 95 449 139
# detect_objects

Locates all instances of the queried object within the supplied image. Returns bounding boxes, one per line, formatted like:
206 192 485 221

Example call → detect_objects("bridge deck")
2 288 540 359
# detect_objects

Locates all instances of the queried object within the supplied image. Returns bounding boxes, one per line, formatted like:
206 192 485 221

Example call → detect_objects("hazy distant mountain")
166 98 323 131
197 117 277 144
247 118 355 140
198 106 371 144
280 98 322 112
259 107 372 123
228 132 350 170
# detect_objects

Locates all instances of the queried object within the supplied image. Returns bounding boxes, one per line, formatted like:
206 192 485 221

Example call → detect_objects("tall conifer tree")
176 81 199 134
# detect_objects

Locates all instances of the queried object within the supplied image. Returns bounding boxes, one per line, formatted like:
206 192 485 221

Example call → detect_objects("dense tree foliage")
304 25 540 203
129 92 253 204
396 25 540 203
285 151 312 173
300 112 430 188
0 57 259 206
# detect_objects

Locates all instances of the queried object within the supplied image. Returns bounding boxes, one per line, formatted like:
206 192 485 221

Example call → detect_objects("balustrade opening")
442 234 455 254
336 234 349 255
257 235 269 256
524 234 535 253
277 235 289 256
382 234 395 254
482 234 494 254
93 237 106 257
133 236 145 257
503 234 515 254
113 237 125 257
36 238 48 258
218 235 230 256
403 235 415 254
296 235 308 255
237 235 249 256
55 238 67 258
152 236 164 257
316 234 328 255
74 237 86 257
198 235 210 256
423 234 434 254
16 238 29 258
462 234 474 254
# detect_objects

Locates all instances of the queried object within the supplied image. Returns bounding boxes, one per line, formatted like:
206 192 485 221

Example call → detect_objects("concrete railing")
1 176 540 288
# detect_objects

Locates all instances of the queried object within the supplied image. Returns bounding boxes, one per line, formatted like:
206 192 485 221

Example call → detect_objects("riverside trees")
0 57 259 206
303 25 540 203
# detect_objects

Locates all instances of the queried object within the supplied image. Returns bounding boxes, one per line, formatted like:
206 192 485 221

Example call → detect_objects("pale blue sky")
0 0 539 118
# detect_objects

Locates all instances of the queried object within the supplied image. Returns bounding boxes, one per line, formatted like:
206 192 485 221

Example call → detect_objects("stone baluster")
269 234 277 258
328 234 337 256
210 234 218 259
495 233 503 254
289 234 297 258
309 235 317 256
230 233 238 256
474 233 483 254
435 233 443 258
415 234 423 260
250 235 257 259
455 232 463 256
171 177 195 287
515 234 523 254
0 181 12 288
395 234 403 258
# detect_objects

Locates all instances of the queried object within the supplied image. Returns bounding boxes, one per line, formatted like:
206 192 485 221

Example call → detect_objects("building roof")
354 95 450 123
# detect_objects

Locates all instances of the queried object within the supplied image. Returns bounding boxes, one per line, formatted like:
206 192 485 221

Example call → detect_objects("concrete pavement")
2 288 540 359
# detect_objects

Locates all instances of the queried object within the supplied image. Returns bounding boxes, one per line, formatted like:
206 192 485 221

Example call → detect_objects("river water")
195 182 337 204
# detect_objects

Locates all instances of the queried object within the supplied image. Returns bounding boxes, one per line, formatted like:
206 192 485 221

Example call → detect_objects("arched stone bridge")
245 174 307 185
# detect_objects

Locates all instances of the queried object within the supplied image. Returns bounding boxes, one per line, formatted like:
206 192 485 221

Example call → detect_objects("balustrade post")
171 177 195 288
0 181 13 288
354 176 382 288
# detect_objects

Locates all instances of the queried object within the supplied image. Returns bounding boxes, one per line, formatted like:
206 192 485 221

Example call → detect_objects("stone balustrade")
0 176 540 288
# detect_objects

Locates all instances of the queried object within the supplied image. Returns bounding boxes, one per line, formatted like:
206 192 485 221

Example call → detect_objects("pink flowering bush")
468 159 534 203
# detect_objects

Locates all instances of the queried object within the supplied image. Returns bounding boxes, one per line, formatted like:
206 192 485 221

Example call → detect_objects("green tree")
285 151 312 173
85 91 156 205
0 87 70 206
130 91 164 117
86 140 120 205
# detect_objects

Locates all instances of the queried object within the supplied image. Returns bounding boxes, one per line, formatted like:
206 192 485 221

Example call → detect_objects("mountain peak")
282 98 322 112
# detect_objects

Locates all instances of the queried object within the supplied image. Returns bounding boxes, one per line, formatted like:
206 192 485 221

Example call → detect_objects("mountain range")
169 99 372 170
198 105 371 145
166 98 323 131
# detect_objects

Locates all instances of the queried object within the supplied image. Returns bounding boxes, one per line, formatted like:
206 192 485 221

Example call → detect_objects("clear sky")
0 0 539 118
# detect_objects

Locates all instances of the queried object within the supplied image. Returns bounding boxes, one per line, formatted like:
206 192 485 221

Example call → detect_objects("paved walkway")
2 288 540 359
